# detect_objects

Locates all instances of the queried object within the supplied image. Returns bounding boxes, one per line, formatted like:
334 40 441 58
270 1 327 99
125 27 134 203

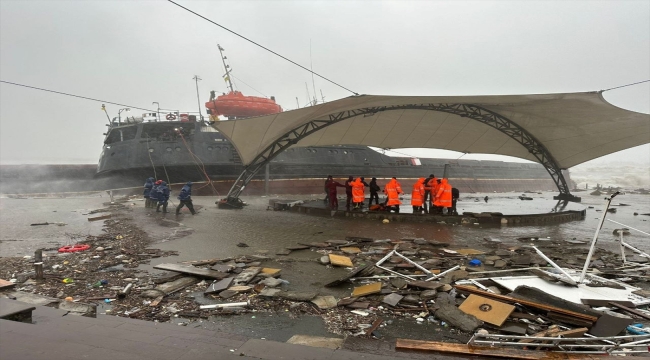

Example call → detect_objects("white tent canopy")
212 92 649 169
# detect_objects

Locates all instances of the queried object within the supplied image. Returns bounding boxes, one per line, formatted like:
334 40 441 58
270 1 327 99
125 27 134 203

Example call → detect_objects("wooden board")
395 339 600 359
351 282 382 297
455 285 598 322
261 268 281 276
329 254 353 267
455 248 485 255
153 263 228 280
458 294 515 326
0 279 16 290
88 214 111 222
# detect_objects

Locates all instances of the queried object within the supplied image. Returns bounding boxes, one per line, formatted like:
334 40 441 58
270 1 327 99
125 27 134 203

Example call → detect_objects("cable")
0 80 157 112
601 79 650 92
166 0 359 96
230 74 267 97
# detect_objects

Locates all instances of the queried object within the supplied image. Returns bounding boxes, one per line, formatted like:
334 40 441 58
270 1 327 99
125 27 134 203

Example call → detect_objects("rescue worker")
344 176 354 211
368 177 381 207
422 174 435 213
325 175 345 210
143 177 154 208
351 177 365 209
176 182 196 215
411 177 425 213
359 177 369 208
149 180 162 209
451 187 460 215
323 177 330 205
430 178 443 214
156 181 170 213
383 177 402 213
433 178 453 215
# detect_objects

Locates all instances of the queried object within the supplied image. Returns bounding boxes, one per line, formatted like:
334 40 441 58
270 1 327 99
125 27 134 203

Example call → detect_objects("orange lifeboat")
205 91 282 119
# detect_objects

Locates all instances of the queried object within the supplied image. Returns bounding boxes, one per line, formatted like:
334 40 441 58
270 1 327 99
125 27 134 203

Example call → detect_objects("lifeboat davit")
205 91 282 119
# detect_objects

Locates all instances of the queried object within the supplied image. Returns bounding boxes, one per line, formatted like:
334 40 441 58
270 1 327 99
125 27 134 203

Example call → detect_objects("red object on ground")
58 244 90 253
205 91 282 118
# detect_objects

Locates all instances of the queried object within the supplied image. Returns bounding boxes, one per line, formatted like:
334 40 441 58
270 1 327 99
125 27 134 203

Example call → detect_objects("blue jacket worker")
143 177 154 208
149 180 162 205
176 182 196 215
156 181 170 213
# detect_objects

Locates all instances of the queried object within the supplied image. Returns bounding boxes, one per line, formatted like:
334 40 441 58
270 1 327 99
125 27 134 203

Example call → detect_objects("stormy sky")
1 0 648 166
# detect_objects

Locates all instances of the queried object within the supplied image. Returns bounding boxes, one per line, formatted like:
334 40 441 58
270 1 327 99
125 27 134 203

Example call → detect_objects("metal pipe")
607 219 650 236
200 301 249 310
532 246 577 285
117 283 134 299
579 192 619 283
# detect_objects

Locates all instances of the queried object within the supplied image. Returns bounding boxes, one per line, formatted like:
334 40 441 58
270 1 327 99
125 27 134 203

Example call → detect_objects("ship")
93 46 564 196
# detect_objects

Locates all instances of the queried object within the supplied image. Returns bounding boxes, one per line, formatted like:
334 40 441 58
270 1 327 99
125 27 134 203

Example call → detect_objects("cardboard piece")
351 282 382 297
458 294 515 326
329 254 354 267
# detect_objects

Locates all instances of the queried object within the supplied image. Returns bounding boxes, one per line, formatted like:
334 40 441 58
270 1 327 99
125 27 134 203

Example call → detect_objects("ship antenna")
218 44 234 93
310 39 317 105
320 89 325 103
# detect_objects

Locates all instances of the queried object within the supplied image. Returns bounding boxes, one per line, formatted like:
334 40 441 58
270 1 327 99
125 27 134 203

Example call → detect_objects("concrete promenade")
0 302 456 360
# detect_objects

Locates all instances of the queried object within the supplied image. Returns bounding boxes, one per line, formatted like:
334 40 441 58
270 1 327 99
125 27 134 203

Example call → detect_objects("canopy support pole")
218 103 579 208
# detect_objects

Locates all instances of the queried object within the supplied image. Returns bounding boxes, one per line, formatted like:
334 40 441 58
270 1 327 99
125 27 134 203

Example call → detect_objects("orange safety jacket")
411 178 425 206
433 178 452 207
384 178 402 206
425 177 437 192
352 178 365 203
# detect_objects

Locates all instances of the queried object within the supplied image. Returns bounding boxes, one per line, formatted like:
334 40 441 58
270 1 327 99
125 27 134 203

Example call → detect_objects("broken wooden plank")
155 277 199 294
458 294 515 326
149 295 164 307
454 285 598 322
260 268 281 276
233 267 261 285
366 317 383 336
0 279 16 290
329 254 353 267
609 301 650 321
395 339 598 359
351 282 382 297
546 312 594 328
153 263 228 280
88 214 111 222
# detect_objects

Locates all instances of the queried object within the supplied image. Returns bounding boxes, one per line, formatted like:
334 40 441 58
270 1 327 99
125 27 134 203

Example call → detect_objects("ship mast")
218 44 235 93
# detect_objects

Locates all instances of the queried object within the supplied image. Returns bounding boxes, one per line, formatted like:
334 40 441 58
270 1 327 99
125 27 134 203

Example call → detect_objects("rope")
178 132 220 195
601 79 650 92
166 0 359 96
145 136 158 179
